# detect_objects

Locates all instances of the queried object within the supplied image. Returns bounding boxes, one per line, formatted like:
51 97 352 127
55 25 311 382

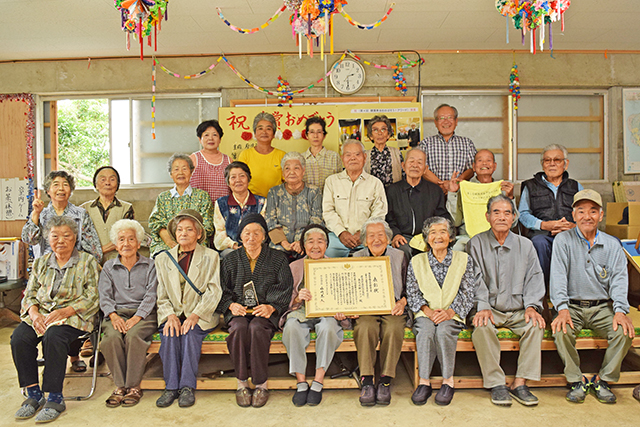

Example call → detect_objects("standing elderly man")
322 139 387 258
418 104 477 192
385 148 451 259
519 144 583 288
468 194 546 407
445 149 514 251
550 189 635 404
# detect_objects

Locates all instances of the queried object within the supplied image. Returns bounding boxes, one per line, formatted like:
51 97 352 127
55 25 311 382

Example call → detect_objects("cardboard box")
605 202 640 240
0 238 27 280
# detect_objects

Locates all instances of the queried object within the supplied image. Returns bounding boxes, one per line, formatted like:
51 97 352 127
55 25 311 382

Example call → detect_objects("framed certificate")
304 256 395 317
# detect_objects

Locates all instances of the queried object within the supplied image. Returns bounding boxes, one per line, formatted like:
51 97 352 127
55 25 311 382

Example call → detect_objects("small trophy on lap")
243 281 258 314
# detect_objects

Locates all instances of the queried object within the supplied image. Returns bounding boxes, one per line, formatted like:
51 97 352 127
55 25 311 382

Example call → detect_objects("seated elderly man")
519 144 583 289
385 148 451 259
352 219 407 406
444 149 514 251
11 216 100 422
407 217 478 406
468 194 546 407
323 139 387 258
550 189 635 404
154 209 222 408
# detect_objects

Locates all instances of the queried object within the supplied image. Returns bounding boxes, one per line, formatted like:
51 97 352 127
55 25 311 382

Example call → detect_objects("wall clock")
330 58 366 95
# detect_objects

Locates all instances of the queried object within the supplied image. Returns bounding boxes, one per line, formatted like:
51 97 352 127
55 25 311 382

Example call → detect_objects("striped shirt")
418 133 477 181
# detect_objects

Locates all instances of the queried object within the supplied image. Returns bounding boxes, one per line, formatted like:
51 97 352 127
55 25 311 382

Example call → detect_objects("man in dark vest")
519 144 583 289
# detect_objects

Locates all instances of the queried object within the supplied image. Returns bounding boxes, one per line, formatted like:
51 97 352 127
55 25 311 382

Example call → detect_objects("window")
421 90 607 182
39 93 222 187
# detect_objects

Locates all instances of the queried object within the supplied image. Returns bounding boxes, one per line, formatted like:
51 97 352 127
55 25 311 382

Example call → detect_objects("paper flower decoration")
282 129 293 140
114 0 168 60
241 131 253 141
275 130 283 140
277 76 294 107
292 130 302 140
393 64 407 95
301 129 307 140
509 64 521 109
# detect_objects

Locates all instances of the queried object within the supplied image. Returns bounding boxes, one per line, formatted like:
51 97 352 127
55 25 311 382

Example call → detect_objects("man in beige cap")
550 189 635 404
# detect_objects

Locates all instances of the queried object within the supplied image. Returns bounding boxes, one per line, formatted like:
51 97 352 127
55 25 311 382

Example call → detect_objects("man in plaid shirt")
418 104 477 193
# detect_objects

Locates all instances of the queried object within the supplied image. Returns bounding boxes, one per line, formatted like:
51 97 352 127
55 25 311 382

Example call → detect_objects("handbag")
161 250 204 297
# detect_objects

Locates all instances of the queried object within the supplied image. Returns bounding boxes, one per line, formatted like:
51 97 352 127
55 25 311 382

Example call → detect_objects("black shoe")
306 388 322 406
359 384 376 407
510 385 538 406
156 389 179 408
491 385 513 406
292 385 309 407
376 382 391 406
411 384 433 405
435 384 455 406
178 387 195 407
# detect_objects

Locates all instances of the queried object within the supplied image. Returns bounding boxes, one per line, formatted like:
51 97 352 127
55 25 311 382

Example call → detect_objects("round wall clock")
330 58 366 95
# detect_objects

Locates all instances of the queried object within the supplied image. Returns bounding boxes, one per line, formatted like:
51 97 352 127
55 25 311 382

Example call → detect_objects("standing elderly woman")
154 209 222 408
364 115 403 186
238 112 286 197
22 170 102 261
99 219 157 408
11 216 100 423
213 161 266 258
189 119 231 203
266 151 323 258
219 214 293 408
407 217 478 406
81 166 134 264
302 116 343 191
352 219 408 406
148 153 214 257
280 224 345 407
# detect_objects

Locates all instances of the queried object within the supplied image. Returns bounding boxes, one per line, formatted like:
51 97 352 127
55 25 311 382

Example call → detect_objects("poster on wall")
623 88 640 174
217 103 422 160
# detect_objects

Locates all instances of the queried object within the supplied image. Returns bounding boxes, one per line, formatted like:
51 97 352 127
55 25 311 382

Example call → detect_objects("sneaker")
156 389 179 408
178 387 195 407
359 384 376 407
491 385 512 406
376 382 391 406
566 377 589 403
509 385 538 406
591 377 616 404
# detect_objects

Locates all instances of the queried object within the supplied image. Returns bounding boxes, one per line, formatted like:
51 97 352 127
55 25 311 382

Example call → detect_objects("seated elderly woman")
154 209 222 408
149 154 214 257
22 170 102 261
280 224 346 407
266 151 323 259
218 213 293 408
11 216 100 423
406 217 478 406
352 219 408 407
99 219 157 408
213 161 266 258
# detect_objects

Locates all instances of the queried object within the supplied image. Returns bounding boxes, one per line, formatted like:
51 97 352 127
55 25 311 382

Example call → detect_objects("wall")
2 51 640 226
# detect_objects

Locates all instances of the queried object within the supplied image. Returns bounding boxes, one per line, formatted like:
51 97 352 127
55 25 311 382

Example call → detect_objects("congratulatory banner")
218 103 422 160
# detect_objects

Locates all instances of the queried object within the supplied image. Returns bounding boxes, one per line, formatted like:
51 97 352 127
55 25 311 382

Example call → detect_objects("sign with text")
304 256 394 317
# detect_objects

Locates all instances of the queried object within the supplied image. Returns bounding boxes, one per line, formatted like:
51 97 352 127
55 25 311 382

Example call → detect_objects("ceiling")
1 0 639 61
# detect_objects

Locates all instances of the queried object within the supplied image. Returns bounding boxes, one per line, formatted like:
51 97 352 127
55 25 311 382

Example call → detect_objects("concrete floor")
1 320 639 427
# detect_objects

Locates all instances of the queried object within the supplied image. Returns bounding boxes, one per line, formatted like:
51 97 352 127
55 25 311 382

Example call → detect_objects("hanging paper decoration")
155 56 222 79
495 0 570 54
392 64 407 96
509 63 521 110
151 58 157 139
217 1 394 60
277 76 294 107
115 0 168 60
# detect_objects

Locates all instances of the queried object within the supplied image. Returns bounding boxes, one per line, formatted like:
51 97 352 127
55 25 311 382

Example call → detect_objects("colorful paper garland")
216 4 286 34
340 3 395 30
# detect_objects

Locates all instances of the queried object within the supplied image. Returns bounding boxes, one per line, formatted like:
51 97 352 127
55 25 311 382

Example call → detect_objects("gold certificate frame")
304 256 395 317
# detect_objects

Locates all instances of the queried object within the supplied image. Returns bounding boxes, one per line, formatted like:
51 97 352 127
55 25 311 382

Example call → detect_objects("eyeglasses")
436 115 455 121
542 158 566 165
371 128 388 134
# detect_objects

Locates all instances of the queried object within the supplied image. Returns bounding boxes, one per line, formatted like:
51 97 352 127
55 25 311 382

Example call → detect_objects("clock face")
330 59 365 95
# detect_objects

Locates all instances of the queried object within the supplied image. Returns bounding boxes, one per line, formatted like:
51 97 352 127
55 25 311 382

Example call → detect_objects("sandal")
122 387 143 407
106 387 127 408
70 359 87 373
80 339 94 357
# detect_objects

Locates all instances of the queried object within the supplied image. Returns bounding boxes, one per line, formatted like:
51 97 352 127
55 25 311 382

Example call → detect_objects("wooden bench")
140 323 640 391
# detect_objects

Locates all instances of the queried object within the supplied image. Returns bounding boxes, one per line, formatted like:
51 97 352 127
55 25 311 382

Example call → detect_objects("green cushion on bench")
151 326 640 343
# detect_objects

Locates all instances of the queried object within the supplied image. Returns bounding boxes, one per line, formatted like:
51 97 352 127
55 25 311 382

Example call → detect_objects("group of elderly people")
10 107 640 421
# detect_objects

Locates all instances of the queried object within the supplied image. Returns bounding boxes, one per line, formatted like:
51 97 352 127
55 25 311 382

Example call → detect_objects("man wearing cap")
154 209 223 408
550 189 635 404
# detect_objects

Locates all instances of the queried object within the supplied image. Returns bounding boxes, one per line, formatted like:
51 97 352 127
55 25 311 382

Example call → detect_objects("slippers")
106 387 127 408
34 401 66 424
15 397 46 420
70 359 87 373
79 340 94 357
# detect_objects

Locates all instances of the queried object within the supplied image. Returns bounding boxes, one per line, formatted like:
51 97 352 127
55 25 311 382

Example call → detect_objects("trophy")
243 281 259 314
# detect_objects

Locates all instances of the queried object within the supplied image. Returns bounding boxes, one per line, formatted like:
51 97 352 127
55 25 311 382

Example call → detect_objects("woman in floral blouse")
265 152 323 260
364 115 403 186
